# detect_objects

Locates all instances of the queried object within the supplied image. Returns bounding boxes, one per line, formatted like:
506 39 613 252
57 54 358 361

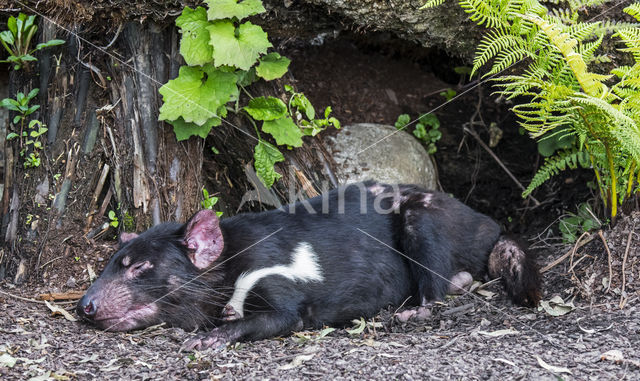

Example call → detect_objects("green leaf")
413 124 427 139
0 98 20 111
262 117 303 147
291 93 315 120
207 21 271 70
205 0 266 21
13 115 21 124
254 140 284 187
6 132 19 140
19 54 37 62
7 16 17 37
108 210 116 219
256 52 291 81
25 105 40 116
26 88 38 101
158 65 237 126
176 7 214 66
418 113 440 129
0 30 14 45
169 116 222 141
395 114 410 129
35 39 65 50
244 96 287 121
236 67 258 87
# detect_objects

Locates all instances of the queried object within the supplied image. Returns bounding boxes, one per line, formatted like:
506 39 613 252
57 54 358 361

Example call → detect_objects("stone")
326 123 437 189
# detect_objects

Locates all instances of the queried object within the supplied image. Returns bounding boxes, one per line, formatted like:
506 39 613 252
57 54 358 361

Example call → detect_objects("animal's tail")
488 237 541 307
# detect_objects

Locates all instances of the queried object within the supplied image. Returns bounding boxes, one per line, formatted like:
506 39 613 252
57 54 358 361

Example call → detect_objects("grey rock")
326 123 437 189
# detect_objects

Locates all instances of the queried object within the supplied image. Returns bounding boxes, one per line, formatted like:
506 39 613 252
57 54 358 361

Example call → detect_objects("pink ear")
119 232 139 247
183 210 224 269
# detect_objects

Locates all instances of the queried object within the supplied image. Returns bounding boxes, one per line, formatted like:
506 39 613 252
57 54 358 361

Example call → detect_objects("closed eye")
127 261 153 278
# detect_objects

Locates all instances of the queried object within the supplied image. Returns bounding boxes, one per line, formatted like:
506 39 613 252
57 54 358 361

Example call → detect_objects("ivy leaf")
207 20 271 70
244 96 287 121
158 65 237 126
176 7 214 66
262 117 303 147
169 115 223 141
254 140 284 187
256 52 291 81
205 0 266 21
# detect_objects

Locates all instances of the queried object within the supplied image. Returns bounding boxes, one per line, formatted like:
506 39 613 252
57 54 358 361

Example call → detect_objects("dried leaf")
278 354 314 370
0 353 17 368
44 300 77 322
346 318 366 335
536 356 572 374
600 350 624 363
87 264 97 283
538 296 575 316
477 328 519 337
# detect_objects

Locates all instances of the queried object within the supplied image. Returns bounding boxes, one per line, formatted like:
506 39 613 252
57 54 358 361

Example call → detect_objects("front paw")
182 329 229 351
222 304 240 321
394 305 432 323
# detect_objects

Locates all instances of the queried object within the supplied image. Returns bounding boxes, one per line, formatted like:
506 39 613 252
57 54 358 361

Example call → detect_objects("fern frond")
596 20 640 34
472 30 524 75
567 21 599 41
421 0 447 9
615 28 640 61
624 3 640 22
459 0 505 28
486 47 529 75
523 147 586 196
526 14 609 96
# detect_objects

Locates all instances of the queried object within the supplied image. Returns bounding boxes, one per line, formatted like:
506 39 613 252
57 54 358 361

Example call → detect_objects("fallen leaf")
0 353 17 368
600 350 624 363
346 318 366 335
476 289 495 299
477 328 519 337
538 296 575 316
493 358 517 367
44 300 78 322
87 264 97 283
77 354 99 363
27 371 51 381
100 358 121 372
278 354 314 370
536 356 572 374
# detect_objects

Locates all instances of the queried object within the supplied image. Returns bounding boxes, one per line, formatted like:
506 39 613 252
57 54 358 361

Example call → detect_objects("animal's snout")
76 296 97 320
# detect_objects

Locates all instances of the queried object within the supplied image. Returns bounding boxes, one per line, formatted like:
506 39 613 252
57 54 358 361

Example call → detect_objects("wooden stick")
619 228 634 309
598 230 613 293
37 291 85 301
541 232 593 273
464 126 541 206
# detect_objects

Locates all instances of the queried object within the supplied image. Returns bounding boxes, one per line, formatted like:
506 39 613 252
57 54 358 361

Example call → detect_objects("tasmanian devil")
77 181 540 350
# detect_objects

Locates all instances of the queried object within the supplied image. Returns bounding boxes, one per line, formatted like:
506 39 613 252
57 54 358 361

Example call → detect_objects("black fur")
77 181 541 347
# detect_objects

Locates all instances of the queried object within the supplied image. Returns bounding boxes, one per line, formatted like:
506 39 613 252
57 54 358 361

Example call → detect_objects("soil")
2 32 639 380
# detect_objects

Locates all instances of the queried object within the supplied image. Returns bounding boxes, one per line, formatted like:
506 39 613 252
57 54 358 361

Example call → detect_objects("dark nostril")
77 297 97 319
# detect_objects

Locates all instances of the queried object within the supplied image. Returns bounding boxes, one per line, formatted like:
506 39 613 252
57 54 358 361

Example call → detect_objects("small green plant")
439 88 457 101
108 210 119 228
122 212 135 232
158 0 339 187
0 13 64 70
558 203 602 244
1 89 48 168
423 0 640 221
395 113 442 154
201 188 224 217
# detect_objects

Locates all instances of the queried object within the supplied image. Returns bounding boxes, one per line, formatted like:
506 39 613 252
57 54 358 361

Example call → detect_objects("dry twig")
597 230 613 293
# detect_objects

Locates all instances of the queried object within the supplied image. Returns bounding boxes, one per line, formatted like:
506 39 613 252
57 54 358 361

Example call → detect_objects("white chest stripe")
227 242 324 318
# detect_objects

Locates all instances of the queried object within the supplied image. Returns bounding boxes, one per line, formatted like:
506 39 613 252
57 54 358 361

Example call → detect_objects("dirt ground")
1 33 639 380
